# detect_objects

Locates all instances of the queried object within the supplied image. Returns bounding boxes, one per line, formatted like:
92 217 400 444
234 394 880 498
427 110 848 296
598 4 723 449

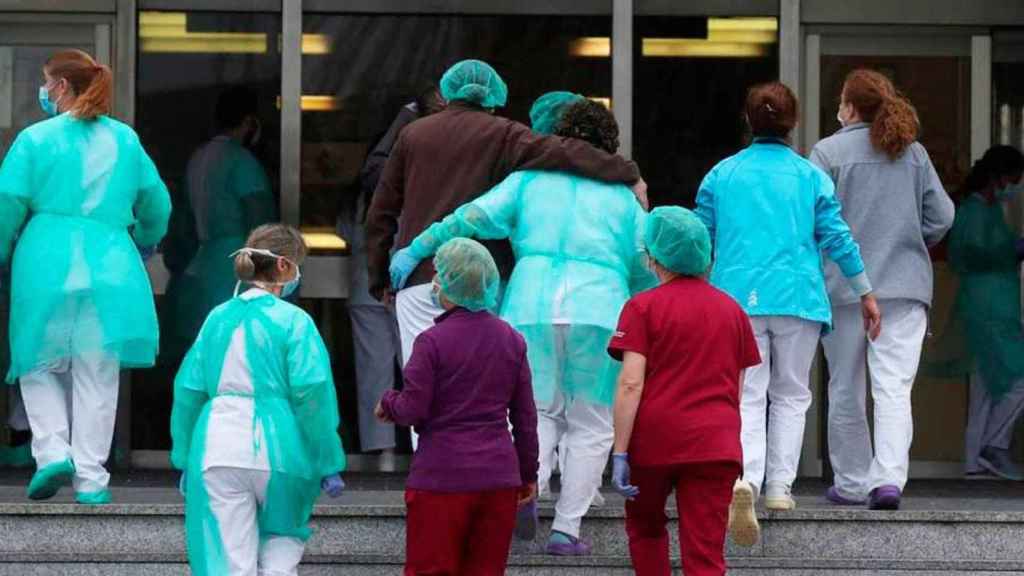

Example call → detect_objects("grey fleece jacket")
809 123 955 308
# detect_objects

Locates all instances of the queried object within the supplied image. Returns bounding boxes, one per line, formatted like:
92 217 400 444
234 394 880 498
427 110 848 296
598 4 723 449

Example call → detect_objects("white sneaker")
728 479 761 547
764 482 796 511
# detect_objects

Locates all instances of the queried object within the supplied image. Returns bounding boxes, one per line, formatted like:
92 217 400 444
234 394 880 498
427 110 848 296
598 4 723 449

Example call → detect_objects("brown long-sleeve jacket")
365 102 640 299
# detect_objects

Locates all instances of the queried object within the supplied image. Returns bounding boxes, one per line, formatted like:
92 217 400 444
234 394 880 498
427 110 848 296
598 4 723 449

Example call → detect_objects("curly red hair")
842 69 918 159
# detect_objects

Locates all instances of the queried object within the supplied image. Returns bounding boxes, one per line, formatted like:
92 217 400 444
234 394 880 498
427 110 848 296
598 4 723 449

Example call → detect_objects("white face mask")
229 247 301 298
837 111 846 127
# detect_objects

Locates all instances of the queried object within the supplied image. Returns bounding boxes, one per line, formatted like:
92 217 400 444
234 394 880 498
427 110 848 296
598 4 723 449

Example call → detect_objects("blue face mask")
281 268 301 298
38 85 57 117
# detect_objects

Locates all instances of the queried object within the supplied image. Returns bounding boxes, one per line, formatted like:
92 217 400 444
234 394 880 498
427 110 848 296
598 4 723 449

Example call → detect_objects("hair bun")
234 251 256 281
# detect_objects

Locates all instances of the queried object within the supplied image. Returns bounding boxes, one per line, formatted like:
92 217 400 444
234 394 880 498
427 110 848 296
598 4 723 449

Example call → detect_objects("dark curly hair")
554 99 619 154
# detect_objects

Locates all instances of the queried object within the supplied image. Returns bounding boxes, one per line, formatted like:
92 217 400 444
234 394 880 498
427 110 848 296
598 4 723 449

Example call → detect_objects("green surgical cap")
440 60 508 109
529 91 584 135
645 206 711 276
434 238 500 312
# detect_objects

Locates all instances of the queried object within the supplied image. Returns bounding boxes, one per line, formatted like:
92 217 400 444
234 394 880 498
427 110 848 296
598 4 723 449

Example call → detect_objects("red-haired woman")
695 81 881 514
0 49 170 504
811 70 954 510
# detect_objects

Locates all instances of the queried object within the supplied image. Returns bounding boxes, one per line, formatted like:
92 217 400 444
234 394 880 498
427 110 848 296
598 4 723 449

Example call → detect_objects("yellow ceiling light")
302 229 348 252
570 37 611 58
588 97 612 109
569 17 777 59
301 34 332 55
140 11 267 54
140 12 333 55
275 95 342 112
643 39 769 58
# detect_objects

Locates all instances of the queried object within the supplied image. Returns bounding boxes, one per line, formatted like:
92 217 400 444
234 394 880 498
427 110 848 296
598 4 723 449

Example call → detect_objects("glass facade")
633 16 779 207
0 2 1020 469
133 11 282 449
299 13 613 232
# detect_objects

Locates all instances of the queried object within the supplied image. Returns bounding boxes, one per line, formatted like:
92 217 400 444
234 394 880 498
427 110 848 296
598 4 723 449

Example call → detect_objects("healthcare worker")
811 69 955 509
946 145 1024 481
365 61 647 451
391 96 654 555
162 86 277 362
376 238 538 576
695 82 881 511
610 207 762 576
171 224 346 576
0 49 171 503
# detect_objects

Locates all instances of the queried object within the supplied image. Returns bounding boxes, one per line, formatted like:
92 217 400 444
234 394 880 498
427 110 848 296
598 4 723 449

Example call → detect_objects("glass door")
0 15 114 450
803 29 981 478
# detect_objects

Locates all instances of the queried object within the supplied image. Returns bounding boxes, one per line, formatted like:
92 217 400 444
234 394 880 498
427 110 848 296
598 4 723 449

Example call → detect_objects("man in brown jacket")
366 60 646 407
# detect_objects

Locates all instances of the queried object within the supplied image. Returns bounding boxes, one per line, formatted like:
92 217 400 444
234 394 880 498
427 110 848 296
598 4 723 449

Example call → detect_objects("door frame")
799 26 991 479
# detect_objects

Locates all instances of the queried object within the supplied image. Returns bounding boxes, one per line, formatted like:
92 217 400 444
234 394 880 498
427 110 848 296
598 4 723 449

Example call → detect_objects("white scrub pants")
742 316 820 495
396 283 445 450
20 354 119 493
965 372 1024 473
822 299 926 499
204 467 305 576
536 326 613 538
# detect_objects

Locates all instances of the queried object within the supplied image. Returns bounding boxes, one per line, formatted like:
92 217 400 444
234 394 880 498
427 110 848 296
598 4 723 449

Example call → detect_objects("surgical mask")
430 281 442 309
280 268 301 298
836 111 845 127
38 85 57 117
229 247 301 298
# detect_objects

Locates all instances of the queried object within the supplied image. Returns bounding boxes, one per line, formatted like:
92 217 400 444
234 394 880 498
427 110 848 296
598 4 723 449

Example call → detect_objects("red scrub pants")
404 487 519 575
625 461 740 576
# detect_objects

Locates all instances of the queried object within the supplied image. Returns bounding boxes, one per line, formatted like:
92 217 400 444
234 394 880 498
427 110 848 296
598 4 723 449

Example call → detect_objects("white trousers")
822 299 925 499
395 283 445 451
742 316 821 495
204 467 305 576
965 372 1024 472
536 381 613 538
20 354 119 493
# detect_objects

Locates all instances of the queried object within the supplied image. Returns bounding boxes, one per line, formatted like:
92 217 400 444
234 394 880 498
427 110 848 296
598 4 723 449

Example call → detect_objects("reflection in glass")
134 11 282 449
632 16 779 207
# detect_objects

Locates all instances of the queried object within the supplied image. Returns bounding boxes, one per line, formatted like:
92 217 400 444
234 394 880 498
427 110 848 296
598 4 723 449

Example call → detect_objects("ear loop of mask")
229 247 299 297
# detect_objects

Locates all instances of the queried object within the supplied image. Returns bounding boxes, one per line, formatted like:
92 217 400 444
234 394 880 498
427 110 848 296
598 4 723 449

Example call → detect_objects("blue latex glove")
178 472 187 497
389 248 421 291
611 453 639 500
321 474 345 498
137 244 157 261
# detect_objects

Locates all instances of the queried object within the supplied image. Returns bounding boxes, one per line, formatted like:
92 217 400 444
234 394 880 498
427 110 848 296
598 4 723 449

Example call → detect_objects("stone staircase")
0 477 1023 575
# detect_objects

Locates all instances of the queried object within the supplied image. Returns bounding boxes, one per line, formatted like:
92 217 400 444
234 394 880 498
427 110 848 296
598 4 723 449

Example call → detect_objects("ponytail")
870 94 918 160
45 50 113 120
843 69 918 160
69 64 113 120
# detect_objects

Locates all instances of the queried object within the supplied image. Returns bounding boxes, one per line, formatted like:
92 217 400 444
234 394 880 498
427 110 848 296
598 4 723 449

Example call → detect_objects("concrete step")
0 480 1023 574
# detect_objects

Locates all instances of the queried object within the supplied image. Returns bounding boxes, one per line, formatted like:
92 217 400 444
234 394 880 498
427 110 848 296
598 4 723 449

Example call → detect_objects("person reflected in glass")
695 82 881 513
342 84 444 464
162 86 277 362
947 145 1024 481
0 49 171 504
366 61 648 456
810 69 955 509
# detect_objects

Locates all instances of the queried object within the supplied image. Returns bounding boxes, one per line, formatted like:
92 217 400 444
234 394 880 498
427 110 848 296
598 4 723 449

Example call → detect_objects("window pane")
633 16 779 207
300 13 613 231
134 11 282 450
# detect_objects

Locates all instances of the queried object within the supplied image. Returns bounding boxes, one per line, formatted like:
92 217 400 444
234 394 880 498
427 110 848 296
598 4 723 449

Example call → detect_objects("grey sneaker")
764 482 796 511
